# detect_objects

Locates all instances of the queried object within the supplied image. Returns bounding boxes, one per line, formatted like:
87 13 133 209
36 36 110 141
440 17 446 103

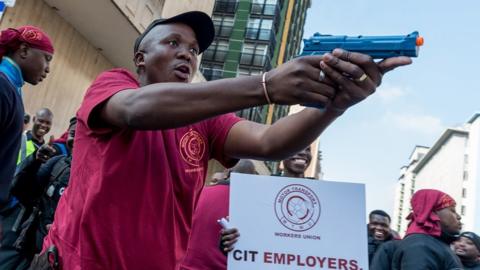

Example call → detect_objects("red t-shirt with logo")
43 68 242 270
179 184 230 270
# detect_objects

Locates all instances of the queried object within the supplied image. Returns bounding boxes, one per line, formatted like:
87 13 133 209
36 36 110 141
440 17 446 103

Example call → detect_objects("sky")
302 0 480 215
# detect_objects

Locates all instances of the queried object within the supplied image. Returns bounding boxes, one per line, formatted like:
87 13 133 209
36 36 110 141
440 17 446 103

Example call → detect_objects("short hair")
369 210 391 222
36 107 53 118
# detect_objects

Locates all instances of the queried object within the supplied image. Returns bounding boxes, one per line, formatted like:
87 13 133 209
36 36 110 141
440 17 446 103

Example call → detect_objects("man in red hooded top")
391 189 463 270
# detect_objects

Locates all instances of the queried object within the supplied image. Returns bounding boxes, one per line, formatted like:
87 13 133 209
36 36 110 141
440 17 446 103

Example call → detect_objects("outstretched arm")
225 49 412 160
98 56 335 130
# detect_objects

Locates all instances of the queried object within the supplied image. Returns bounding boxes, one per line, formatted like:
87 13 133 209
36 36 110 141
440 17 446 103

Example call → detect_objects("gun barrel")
300 31 423 59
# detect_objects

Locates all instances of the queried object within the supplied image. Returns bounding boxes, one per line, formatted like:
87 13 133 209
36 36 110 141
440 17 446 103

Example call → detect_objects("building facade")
1 0 214 136
200 0 310 124
392 145 429 234
200 0 311 175
392 113 480 235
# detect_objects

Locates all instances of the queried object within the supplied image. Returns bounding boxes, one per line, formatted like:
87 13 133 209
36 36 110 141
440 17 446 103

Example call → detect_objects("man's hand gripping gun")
300 31 423 109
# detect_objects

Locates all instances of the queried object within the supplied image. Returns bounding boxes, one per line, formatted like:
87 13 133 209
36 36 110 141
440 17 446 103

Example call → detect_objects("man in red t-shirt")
41 10 411 270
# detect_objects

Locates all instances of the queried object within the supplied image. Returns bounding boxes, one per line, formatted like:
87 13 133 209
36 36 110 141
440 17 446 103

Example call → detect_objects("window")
213 0 238 13
202 40 229 62
247 18 272 29
462 188 467 198
463 171 468 181
212 15 234 37
245 18 274 41
251 0 280 16
240 43 271 69
461 205 466 216
199 63 224 81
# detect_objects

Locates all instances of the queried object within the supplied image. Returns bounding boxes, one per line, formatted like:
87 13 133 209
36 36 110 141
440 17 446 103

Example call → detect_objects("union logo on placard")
274 184 321 232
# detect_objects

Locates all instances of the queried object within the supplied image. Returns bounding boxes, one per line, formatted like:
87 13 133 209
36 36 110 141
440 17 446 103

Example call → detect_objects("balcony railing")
202 49 228 63
214 24 233 38
239 52 272 70
251 3 280 17
213 0 238 13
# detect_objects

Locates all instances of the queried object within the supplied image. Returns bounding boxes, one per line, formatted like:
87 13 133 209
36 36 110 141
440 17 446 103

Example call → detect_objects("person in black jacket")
453 231 480 269
370 239 400 270
0 25 54 270
0 25 53 209
391 189 463 270
0 117 76 270
12 117 76 253
367 209 394 264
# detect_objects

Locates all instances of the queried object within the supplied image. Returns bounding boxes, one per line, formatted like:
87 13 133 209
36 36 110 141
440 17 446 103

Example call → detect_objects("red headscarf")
0 25 54 58
406 189 456 237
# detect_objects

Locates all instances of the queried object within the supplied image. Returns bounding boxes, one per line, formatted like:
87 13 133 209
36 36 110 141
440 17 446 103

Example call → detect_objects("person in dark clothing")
13 117 76 249
0 117 75 270
391 189 463 270
0 25 54 270
453 231 480 269
17 108 54 164
370 239 401 270
367 209 394 264
0 25 54 209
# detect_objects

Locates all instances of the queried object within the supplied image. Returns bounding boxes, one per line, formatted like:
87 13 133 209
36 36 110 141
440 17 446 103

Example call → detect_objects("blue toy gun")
300 32 422 109
300 31 423 58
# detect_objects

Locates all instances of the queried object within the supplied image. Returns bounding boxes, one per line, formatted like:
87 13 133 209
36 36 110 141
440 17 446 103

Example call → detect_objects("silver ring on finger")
355 73 368 83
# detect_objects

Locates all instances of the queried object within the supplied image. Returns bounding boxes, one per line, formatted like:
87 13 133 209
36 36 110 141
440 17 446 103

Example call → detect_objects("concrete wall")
1 0 114 137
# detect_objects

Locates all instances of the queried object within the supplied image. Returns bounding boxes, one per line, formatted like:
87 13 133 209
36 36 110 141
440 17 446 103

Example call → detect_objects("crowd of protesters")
0 9 478 270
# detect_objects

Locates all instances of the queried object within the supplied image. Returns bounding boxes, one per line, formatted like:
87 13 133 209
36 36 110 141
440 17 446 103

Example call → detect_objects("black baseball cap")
134 11 215 54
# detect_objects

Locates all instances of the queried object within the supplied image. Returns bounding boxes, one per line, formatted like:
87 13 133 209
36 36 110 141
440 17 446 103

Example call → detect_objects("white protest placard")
228 173 368 270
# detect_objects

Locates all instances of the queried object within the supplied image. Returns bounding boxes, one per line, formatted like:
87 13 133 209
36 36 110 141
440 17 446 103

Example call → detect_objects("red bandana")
406 189 456 237
0 25 54 58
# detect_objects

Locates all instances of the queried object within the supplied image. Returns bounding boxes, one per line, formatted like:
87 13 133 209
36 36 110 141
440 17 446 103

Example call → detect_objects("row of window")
212 15 277 40
199 64 264 81
213 0 283 16
202 40 272 69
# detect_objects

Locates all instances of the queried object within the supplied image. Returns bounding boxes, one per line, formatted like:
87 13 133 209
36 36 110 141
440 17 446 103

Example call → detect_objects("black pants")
0 203 34 270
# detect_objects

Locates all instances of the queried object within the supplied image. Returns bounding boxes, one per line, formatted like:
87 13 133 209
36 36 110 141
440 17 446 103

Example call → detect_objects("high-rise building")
392 113 480 235
200 0 310 123
200 0 311 175
392 145 429 234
